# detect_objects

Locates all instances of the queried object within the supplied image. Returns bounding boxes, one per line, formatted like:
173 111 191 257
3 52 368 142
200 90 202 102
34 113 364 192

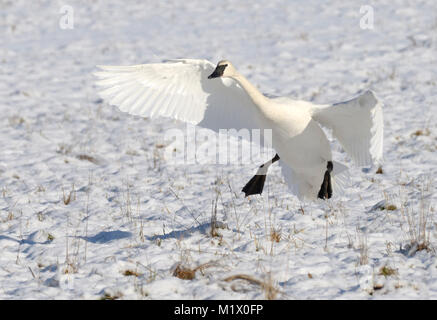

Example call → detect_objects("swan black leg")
318 161 333 200
242 174 267 197
242 154 280 197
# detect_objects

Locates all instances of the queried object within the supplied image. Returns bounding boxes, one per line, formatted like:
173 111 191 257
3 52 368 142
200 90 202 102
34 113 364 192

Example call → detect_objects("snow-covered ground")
1 0 436 299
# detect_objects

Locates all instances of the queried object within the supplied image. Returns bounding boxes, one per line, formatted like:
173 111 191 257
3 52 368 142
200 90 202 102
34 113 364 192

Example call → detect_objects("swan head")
208 60 236 79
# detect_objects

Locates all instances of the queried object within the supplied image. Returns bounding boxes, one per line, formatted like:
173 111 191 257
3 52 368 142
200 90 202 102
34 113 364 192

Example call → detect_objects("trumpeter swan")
94 59 383 200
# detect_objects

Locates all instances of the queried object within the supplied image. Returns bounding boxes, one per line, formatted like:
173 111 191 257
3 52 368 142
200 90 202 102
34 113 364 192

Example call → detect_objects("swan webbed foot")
317 161 333 200
242 154 280 197
242 174 267 197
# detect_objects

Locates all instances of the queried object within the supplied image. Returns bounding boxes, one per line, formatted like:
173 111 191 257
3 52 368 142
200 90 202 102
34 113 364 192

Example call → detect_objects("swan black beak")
208 64 227 79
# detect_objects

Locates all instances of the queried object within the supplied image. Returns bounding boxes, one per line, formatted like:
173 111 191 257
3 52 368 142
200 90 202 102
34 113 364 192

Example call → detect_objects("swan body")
94 59 383 200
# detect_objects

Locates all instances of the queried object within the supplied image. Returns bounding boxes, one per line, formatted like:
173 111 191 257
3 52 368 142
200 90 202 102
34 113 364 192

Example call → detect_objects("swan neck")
232 73 268 106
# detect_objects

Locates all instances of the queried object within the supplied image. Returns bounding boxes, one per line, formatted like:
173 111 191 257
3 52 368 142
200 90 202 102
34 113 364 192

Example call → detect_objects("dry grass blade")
379 266 398 277
270 227 281 243
76 154 100 164
224 274 264 286
123 270 142 277
173 262 217 280
398 178 434 255
173 264 196 280
62 185 76 205
223 274 279 299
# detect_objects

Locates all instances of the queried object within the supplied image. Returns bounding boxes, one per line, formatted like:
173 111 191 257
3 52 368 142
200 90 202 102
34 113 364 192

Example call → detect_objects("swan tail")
331 161 349 197
280 160 349 201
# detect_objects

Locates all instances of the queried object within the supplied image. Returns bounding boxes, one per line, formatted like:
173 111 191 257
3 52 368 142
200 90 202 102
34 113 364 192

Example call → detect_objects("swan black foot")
242 154 280 197
242 174 267 197
318 161 333 200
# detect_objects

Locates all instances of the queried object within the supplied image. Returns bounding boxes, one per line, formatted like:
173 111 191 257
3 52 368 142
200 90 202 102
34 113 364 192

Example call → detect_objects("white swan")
94 59 383 200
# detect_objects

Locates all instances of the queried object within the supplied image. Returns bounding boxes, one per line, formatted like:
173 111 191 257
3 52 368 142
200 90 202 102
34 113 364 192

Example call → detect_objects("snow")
0 0 436 299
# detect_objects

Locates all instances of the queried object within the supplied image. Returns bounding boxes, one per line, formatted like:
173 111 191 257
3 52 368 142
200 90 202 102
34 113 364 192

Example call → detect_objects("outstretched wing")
94 59 258 134
311 90 383 166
